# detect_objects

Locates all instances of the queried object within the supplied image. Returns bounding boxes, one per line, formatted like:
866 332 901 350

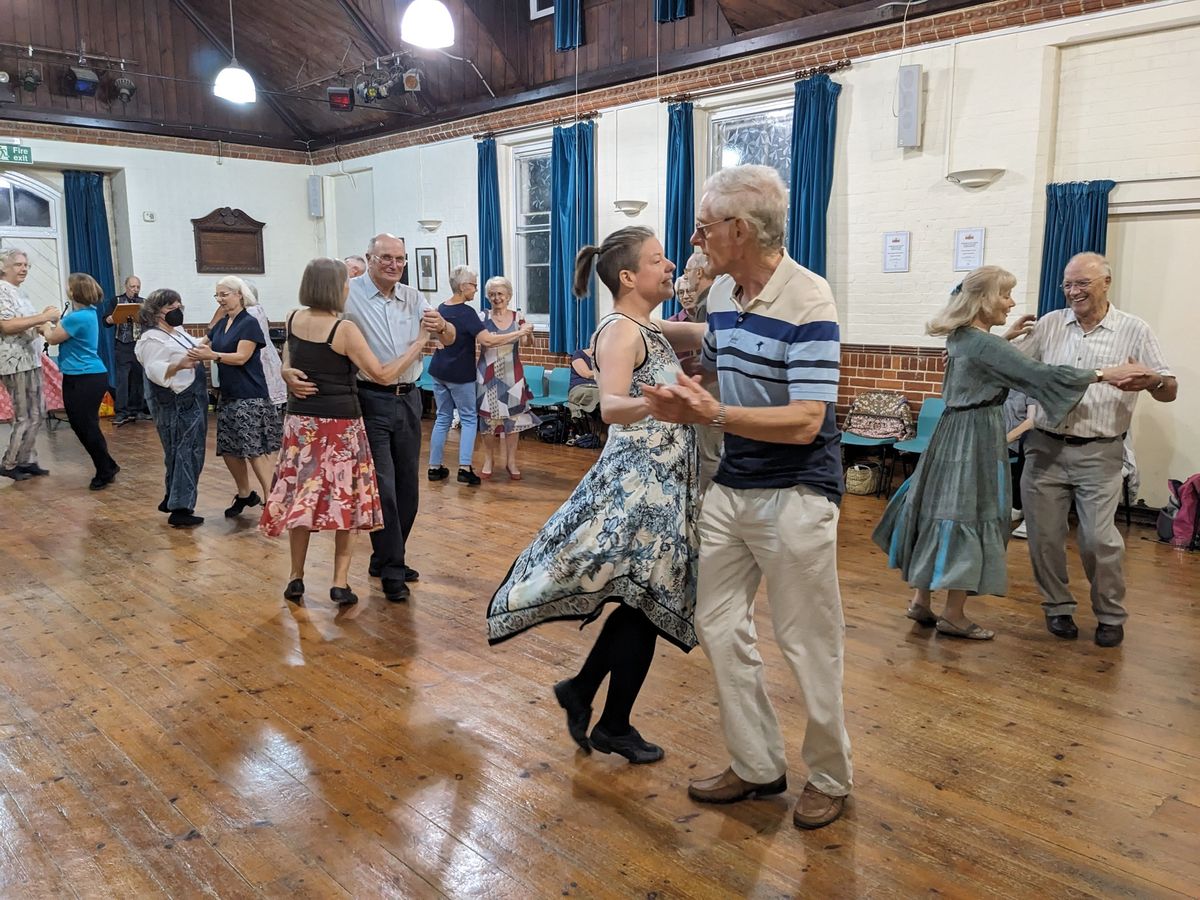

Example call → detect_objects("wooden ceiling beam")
167 0 315 144
332 0 393 57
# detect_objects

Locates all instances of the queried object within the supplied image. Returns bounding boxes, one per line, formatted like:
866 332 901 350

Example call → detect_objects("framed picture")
447 234 468 277
530 0 554 20
415 247 438 293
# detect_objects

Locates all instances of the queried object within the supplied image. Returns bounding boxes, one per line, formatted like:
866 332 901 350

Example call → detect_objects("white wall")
3 137 320 322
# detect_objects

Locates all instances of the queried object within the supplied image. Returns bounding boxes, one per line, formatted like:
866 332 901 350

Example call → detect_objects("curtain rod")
473 111 600 142
661 58 851 104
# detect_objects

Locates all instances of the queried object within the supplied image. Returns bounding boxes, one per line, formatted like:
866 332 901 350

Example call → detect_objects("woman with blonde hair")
259 257 422 607
476 275 537 478
871 265 1146 639
40 273 120 489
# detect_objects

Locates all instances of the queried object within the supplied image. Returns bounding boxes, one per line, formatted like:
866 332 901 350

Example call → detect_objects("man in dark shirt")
103 275 149 425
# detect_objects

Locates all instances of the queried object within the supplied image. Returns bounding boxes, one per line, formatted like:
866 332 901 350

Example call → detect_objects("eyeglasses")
213 291 239 299
1061 278 1096 292
693 216 735 238
373 254 407 265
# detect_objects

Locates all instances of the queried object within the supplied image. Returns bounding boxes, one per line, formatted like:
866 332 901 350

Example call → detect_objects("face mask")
164 308 184 327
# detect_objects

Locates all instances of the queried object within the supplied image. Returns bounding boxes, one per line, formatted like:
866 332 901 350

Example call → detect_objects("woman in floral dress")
487 227 697 765
872 265 1147 639
476 276 538 479
259 258 421 607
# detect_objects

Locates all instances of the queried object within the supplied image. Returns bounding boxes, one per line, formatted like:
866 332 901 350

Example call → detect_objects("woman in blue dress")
872 266 1146 639
487 226 698 764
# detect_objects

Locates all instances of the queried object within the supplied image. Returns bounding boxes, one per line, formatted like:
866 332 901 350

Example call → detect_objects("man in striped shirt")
1021 252 1176 647
647 165 851 830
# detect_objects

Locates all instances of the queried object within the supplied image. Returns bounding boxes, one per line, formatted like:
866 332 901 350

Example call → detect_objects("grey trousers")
1 366 44 468
1021 430 1127 625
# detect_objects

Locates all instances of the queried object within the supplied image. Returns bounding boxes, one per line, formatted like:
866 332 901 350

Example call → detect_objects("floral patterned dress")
477 314 541 435
486 314 700 651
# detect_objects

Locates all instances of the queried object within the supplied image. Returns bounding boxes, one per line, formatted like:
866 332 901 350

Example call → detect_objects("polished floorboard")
0 415 1197 899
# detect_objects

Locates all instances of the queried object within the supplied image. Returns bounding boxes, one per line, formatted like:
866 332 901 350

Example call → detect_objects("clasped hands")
1105 358 1162 392
642 373 720 425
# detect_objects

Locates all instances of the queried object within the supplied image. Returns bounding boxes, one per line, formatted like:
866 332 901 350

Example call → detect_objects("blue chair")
416 355 435 391
890 397 946 487
532 367 571 409
524 365 547 404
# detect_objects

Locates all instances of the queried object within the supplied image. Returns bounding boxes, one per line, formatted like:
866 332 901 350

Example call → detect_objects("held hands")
1102 357 1162 392
420 309 446 335
641 373 720 425
41 306 61 324
186 345 219 362
282 366 318 399
1003 314 1036 341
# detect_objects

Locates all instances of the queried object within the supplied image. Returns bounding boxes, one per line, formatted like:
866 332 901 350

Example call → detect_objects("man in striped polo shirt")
648 165 851 830
1021 251 1176 648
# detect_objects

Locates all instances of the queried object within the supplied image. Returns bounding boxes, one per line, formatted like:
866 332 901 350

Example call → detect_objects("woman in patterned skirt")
476 276 538 479
260 257 422 607
487 227 698 765
187 277 283 517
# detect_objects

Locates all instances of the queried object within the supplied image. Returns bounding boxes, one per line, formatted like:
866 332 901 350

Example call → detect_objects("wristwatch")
1094 368 1104 383
710 403 727 429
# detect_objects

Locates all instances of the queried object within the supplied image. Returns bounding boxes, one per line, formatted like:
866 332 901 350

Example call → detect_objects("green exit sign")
0 144 33 164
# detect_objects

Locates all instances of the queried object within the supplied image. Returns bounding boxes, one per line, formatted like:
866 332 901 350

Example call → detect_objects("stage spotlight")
65 66 100 97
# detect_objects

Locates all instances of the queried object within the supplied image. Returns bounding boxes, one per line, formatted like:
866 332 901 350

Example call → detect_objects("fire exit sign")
0 144 33 164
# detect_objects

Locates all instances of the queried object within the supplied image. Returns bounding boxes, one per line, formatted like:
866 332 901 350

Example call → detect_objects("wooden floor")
1 416 1197 899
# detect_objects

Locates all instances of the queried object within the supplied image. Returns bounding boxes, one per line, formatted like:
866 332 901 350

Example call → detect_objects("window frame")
704 96 795 187
509 139 553 328
0 171 59 239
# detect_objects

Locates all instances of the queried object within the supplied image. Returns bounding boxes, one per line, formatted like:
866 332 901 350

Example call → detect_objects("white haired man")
1022 251 1176 647
646 164 851 829
103 274 149 424
343 255 367 278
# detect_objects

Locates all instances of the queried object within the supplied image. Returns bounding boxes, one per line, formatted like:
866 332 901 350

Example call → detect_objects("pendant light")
400 0 455 50
213 0 256 104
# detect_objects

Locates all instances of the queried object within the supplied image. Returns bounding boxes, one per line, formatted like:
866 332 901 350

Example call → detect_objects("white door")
1106 210 1200 507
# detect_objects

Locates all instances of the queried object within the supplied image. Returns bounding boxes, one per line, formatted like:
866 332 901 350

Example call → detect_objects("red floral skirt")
259 415 384 536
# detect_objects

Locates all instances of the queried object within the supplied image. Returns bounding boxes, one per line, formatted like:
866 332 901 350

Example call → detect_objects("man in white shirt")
1021 252 1176 647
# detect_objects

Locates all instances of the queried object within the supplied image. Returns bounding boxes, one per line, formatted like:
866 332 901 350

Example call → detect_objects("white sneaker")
1011 508 1024 522
1012 520 1028 539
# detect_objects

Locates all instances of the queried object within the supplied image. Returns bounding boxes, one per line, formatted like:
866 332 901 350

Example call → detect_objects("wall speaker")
897 64 923 150
307 175 324 218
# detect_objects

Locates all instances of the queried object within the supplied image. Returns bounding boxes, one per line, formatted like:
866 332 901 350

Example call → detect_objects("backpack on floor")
538 410 571 444
844 391 915 441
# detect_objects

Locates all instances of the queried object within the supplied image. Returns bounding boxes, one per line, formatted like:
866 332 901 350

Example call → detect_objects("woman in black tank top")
259 258 428 607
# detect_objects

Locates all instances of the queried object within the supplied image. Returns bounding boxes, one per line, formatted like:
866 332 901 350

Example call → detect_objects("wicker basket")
845 463 880 496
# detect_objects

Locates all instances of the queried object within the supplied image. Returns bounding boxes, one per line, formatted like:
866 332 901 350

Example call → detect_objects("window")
513 143 552 324
0 178 52 230
708 100 793 191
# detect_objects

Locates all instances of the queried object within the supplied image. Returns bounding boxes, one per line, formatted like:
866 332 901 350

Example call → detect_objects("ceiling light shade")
401 0 455 49
214 63 256 104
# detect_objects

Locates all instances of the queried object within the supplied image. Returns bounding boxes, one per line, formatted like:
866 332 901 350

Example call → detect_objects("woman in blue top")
40 273 120 490
187 279 283 517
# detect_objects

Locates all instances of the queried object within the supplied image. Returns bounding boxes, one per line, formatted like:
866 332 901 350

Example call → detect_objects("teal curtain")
655 0 691 22
1036 180 1116 317
64 170 117 381
476 138 504 311
555 0 582 51
549 121 595 354
662 101 695 317
786 74 841 276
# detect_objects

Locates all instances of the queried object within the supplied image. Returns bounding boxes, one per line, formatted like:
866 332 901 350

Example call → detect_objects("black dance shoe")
428 465 449 481
589 724 663 764
224 491 261 518
168 510 204 528
284 579 305 602
457 467 482 486
17 463 49 477
553 679 593 753
330 586 359 607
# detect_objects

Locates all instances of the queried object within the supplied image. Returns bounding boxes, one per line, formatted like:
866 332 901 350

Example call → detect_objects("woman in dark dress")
872 266 1146 639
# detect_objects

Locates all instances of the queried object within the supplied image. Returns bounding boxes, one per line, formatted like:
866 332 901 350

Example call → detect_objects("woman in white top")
135 289 207 528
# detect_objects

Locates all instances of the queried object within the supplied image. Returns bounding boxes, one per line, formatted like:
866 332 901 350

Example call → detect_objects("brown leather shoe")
792 783 847 829
687 767 787 804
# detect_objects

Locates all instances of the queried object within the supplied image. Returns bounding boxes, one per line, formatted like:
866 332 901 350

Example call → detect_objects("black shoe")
113 415 134 427
17 463 49 477
167 510 204 528
284 578 305 602
89 475 113 491
457 467 482 486
330 586 359 607
0 466 30 481
382 578 410 602
1095 623 1124 647
404 566 419 582
589 724 664 764
224 491 261 518
428 465 449 481
368 562 382 578
1046 614 1079 640
553 679 593 754
369 564 419 581
158 495 171 513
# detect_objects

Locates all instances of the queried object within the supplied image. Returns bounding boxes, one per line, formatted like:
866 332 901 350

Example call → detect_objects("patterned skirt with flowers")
259 415 383 536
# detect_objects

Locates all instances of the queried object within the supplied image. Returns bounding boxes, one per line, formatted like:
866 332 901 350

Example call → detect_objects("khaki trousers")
695 483 853 795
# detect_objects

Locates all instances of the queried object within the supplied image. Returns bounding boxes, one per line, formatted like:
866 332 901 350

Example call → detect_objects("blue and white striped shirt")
702 254 843 501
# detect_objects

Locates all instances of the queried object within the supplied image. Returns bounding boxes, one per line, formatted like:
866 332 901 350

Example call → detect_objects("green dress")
872 327 1095 596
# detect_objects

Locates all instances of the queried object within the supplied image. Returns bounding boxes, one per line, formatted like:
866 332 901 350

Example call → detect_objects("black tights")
572 604 659 734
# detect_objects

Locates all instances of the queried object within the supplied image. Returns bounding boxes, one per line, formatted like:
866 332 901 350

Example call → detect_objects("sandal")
935 617 996 641
905 606 938 627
